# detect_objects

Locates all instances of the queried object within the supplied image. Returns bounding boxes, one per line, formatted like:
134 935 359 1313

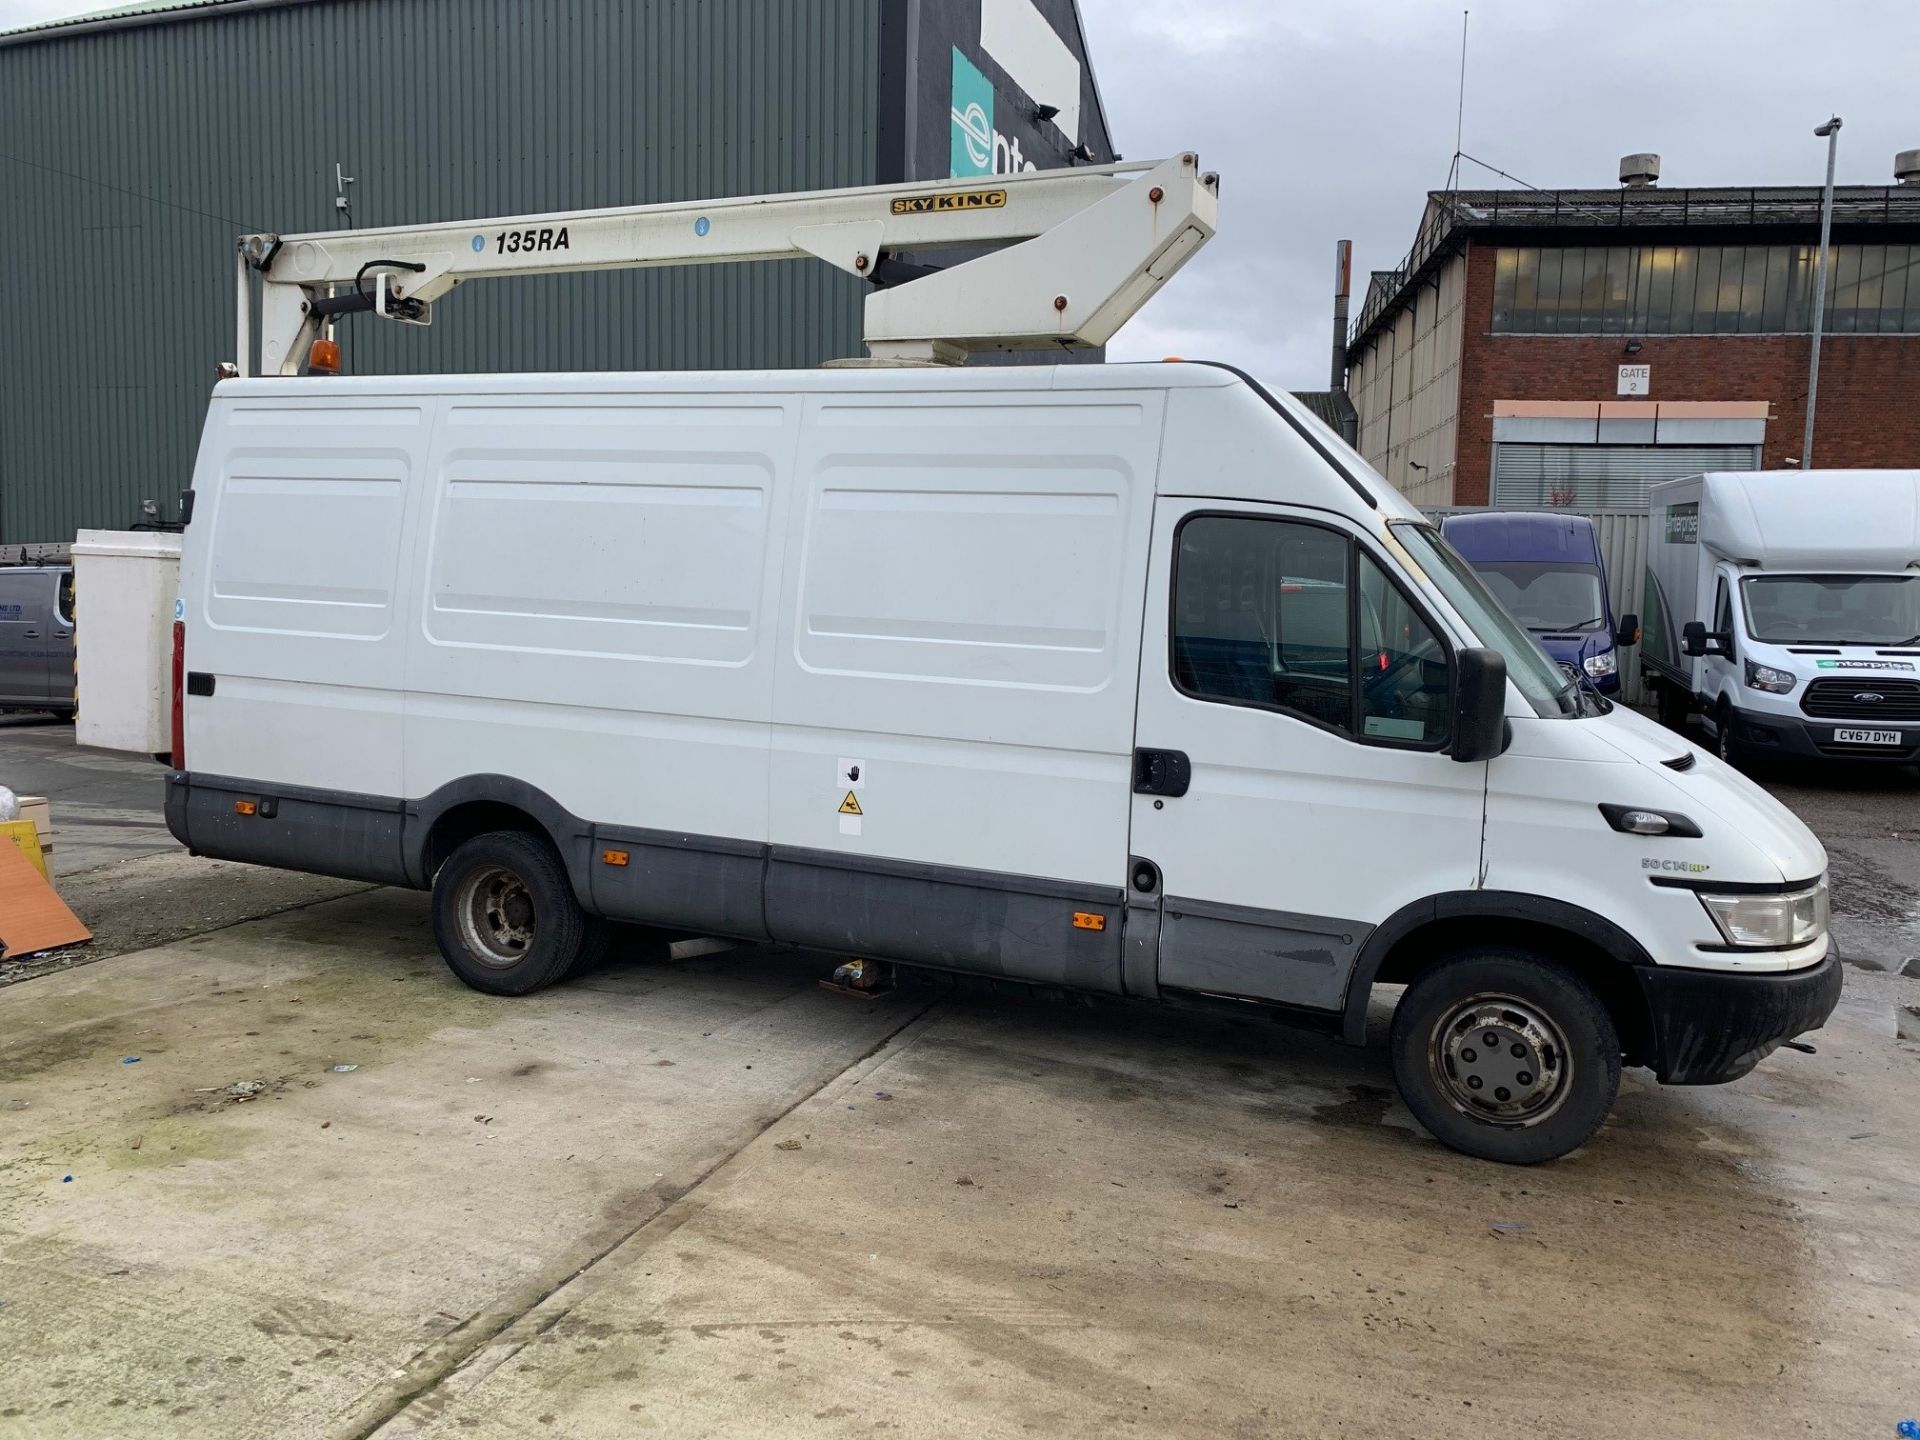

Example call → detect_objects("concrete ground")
1 717 366 987
0 715 177 877
1759 759 1920 974
2 723 1919 1437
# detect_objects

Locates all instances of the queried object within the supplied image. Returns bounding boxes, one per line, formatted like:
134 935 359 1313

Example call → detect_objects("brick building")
1343 163 1920 509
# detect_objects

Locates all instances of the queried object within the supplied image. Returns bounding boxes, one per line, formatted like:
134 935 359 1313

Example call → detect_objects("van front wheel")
1389 950 1621 1164
432 830 593 995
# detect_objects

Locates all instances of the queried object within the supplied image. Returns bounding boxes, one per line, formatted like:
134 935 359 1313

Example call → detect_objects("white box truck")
1641 471 1920 767
163 161 1840 1163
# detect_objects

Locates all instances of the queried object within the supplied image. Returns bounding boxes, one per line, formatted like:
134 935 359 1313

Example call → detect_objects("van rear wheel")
1389 949 1620 1164
432 830 593 995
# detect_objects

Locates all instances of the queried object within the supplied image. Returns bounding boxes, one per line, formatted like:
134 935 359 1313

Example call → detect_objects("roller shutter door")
1491 443 1760 511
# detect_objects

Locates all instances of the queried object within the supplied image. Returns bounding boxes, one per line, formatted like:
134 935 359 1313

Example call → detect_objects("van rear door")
1129 500 1487 1010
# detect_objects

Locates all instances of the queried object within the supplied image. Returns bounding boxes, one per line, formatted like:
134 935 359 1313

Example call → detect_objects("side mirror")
1452 647 1511 763
1682 621 1730 658
1615 612 1640 648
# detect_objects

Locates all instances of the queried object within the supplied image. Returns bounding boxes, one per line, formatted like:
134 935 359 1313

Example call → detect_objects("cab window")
1358 553 1450 743
1171 515 1450 746
56 571 75 628
1713 576 1732 634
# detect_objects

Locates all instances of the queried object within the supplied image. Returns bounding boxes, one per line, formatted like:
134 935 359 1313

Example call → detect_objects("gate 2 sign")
1618 364 1651 396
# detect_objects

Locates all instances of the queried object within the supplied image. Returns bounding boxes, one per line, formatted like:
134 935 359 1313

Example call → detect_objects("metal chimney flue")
1330 239 1352 392
1619 152 1661 188
1897 149 1920 184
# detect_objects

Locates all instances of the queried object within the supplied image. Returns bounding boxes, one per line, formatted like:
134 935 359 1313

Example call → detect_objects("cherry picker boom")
234 154 1219 377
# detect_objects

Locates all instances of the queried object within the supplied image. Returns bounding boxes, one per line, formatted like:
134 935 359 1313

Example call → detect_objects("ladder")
234 154 1218 377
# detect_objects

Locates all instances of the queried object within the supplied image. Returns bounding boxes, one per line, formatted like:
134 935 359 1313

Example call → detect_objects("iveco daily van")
164 364 1841 1163
1642 470 1920 766
1440 512 1635 695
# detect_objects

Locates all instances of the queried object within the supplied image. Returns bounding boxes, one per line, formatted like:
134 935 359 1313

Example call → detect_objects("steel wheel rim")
1427 991 1572 1128
456 864 537 968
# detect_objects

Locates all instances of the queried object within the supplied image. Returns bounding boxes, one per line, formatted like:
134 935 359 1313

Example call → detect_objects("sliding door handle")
1132 748 1191 798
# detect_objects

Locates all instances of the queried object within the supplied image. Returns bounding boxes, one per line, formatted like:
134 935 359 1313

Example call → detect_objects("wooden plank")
0 836 91 959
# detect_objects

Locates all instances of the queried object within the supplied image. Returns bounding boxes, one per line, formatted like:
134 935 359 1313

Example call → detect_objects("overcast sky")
5 0 1917 388
1080 0 1920 383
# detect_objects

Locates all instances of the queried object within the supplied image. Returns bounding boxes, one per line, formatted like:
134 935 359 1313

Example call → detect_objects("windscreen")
1472 563 1607 632
1742 574 1920 646
1390 523 1582 718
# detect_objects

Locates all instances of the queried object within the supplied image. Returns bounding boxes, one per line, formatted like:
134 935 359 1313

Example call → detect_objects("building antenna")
1447 10 1469 194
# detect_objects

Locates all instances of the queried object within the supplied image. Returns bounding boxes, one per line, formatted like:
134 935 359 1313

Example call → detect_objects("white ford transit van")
166 363 1839 1163
1642 470 1920 767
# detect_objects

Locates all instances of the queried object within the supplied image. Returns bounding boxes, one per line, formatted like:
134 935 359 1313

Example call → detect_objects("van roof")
211 361 1247 400
208 361 1423 523
1656 470 1920 571
1440 511 1600 564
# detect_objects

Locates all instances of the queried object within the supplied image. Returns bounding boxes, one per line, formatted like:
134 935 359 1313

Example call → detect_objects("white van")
166 363 1840 1163
1642 470 1920 767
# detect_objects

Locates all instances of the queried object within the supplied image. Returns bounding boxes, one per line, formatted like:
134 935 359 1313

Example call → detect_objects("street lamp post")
1802 116 1842 469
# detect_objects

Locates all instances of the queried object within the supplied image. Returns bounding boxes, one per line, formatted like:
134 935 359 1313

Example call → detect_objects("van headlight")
1744 660 1796 694
1698 880 1827 948
1583 651 1617 678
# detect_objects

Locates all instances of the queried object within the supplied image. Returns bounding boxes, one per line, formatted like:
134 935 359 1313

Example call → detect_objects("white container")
72 529 182 754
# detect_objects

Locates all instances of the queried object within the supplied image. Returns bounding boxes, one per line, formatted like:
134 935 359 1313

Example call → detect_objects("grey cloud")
9 0 1915 391
1086 0 1920 385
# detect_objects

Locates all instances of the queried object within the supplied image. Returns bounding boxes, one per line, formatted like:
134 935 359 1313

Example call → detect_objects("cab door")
1703 570 1740 710
1128 501 1487 1010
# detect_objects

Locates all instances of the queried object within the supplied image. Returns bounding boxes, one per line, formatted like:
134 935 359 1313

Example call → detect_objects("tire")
1714 698 1742 768
431 830 592 995
563 917 616 979
1654 681 1689 731
1389 949 1621 1165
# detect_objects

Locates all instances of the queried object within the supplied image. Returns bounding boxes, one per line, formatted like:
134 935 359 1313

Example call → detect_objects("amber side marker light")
233 800 257 816
1161 355 1185 363
308 337 342 375
602 849 630 867
1071 911 1106 931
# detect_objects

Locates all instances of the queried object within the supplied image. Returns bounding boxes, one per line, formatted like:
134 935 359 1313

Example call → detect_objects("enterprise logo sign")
947 0 1084 179
1663 501 1699 545
949 49 1000 178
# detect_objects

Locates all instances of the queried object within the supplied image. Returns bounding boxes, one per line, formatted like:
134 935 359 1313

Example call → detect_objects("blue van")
1439 512 1635 695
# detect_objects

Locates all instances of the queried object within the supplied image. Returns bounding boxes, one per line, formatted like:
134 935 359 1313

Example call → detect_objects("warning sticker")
837 788 863 838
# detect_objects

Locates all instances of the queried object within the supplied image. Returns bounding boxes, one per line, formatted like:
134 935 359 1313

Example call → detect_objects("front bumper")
1634 943 1842 1085
1729 704 1920 763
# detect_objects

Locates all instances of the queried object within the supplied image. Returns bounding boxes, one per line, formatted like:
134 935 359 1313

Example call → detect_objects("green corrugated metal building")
0 0 1114 543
